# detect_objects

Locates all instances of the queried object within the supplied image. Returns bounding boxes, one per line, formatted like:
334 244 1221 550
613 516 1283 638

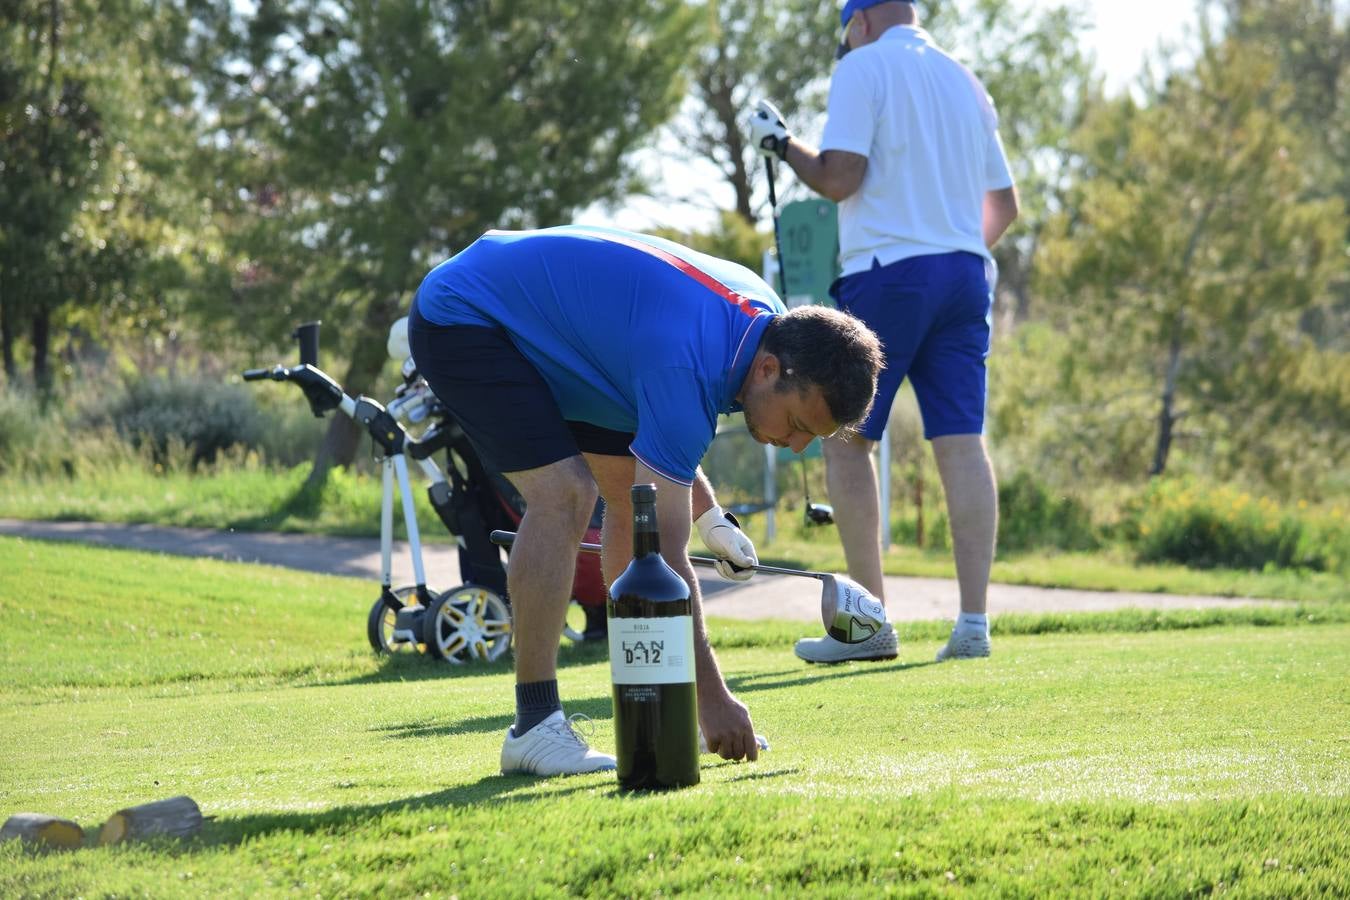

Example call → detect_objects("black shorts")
407 306 633 474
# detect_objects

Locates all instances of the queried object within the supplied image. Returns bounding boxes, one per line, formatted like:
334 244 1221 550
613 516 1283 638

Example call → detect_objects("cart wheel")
563 600 609 643
367 586 425 654
422 584 512 664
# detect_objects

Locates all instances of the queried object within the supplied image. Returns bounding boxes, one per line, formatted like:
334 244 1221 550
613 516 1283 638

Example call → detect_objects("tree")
1207 0 1349 352
670 0 839 226
0 1 209 389
1 1 109 386
175 0 697 482
1036 38 1346 489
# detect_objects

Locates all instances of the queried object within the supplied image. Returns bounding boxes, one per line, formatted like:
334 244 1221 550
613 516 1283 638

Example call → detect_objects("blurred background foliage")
1 0 1346 577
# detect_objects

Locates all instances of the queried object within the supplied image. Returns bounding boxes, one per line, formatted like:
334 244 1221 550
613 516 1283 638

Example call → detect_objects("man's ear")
756 351 781 382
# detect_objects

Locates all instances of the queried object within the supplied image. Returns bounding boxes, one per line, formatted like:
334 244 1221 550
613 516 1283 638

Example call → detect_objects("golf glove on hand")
696 506 758 582
748 99 791 161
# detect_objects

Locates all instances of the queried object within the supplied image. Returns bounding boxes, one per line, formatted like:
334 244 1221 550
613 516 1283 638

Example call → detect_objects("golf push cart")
242 320 608 664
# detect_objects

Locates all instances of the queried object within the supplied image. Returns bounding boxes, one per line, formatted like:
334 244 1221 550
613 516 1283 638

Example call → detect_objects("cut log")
0 813 85 849
98 795 203 846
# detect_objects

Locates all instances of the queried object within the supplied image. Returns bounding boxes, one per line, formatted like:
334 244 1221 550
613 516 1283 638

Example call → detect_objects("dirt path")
2 517 1275 625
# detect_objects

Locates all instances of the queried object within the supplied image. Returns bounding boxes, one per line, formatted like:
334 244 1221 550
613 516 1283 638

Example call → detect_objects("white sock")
955 612 988 635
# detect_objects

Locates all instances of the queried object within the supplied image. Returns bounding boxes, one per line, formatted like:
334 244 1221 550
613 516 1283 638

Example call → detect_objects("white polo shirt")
820 25 1014 276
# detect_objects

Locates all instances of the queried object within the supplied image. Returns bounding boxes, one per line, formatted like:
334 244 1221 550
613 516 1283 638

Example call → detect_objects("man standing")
749 0 1019 663
408 224 882 775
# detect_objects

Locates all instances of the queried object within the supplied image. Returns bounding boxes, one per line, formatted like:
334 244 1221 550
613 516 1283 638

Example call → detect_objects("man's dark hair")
762 306 882 432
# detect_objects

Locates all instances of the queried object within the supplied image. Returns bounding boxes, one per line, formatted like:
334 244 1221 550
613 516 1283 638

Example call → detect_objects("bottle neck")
632 499 661 558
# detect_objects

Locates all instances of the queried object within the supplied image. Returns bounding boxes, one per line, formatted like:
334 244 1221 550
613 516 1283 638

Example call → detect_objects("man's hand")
698 689 760 762
748 99 791 161
695 506 757 582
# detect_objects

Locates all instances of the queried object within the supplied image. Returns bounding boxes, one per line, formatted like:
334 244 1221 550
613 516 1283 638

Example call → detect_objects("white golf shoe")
793 622 898 664
935 628 991 661
500 711 617 776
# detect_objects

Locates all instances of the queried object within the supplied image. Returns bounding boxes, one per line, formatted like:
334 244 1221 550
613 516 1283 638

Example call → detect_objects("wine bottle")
608 483 699 790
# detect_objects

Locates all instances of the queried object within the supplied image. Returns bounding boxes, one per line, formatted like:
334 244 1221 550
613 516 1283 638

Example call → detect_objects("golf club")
766 157 788 298
760 122 834 528
488 529 887 644
799 454 835 526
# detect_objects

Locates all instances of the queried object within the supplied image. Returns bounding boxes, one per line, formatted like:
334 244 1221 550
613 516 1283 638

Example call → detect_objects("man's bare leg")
496 455 616 775
504 455 599 683
581 454 632 589
931 434 996 616
822 435 886 601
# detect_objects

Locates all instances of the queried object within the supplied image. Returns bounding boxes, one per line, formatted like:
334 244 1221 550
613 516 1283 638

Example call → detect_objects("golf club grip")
487 529 823 581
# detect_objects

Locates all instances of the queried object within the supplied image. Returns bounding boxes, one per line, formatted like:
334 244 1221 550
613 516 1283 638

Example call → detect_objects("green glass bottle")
608 483 700 790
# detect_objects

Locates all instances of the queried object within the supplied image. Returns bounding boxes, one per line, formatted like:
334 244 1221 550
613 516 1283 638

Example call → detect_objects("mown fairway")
1 537 1347 897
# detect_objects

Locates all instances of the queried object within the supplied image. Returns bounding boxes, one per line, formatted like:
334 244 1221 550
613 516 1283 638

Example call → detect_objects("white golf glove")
748 99 791 161
695 506 758 582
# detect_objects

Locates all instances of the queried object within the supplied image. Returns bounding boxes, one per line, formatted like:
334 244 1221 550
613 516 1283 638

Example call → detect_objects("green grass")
4 467 1347 603
2 537 1348 896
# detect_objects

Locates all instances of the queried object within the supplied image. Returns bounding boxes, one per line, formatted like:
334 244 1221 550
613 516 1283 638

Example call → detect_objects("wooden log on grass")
98 795 203 846
0 813 85 849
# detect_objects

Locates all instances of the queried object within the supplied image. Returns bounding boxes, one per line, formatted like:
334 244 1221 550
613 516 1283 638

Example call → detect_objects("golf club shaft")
488 529 825 581
766 160 787 298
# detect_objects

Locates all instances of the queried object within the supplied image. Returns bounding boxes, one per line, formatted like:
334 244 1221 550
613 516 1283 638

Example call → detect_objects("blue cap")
839 0 910 28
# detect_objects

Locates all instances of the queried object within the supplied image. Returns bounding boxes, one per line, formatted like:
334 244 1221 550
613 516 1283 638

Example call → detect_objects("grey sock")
513 679 561 736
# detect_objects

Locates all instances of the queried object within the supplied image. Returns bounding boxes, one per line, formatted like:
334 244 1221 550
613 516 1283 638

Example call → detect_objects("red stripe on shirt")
572 229 766 320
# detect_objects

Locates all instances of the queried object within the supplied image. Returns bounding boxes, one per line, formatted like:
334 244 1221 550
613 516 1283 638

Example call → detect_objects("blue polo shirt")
413 225 783 485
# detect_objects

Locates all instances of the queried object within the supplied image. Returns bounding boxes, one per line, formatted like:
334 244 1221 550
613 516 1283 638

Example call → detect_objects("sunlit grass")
1 538 1347 896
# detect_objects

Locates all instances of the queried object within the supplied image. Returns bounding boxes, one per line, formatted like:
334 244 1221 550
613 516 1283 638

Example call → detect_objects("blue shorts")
407 304 633 474
832 252 991 441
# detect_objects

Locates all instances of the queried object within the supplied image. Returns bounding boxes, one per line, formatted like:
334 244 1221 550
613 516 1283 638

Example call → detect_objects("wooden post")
0 813 85 849
98 796 203 845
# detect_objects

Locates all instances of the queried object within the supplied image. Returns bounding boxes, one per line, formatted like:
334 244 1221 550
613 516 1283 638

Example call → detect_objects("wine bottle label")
608 615 695 685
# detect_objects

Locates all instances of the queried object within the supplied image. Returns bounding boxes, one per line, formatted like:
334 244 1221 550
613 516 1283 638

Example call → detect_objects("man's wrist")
694 504 724 534
776 134 791 162
697 676 731 702
694 641 724 695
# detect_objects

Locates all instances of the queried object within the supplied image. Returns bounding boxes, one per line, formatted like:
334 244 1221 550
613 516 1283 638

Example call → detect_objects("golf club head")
820 574 888 643
804 502 835 526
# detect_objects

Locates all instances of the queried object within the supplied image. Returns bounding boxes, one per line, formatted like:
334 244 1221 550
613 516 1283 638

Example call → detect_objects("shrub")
0 387 115 477
996 470 1100 553
107 377 266 467
247 398 327 468
0 390 41 473
1128 479 1350 574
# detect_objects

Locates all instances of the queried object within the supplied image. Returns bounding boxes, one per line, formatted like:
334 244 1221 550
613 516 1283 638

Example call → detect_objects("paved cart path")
1 518 1277 625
